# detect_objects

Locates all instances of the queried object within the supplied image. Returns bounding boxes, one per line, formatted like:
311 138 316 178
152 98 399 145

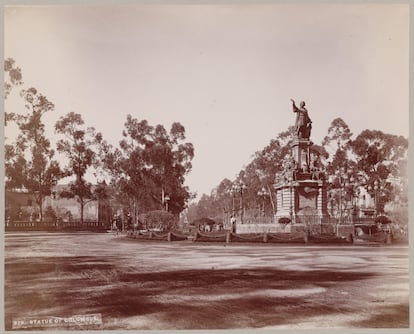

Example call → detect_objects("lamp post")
328 174 335 217
257 187 267 216
367 179 381 217
348 175 358 222
231 180 247 223
231 183 239 216
287 175 294 223
239 181 247 223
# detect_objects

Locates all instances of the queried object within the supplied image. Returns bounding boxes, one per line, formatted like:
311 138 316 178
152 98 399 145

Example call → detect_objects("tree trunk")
133 197 138 229
266 184 276 215
39 194 43 223
36 195 44 223
80 198 84 224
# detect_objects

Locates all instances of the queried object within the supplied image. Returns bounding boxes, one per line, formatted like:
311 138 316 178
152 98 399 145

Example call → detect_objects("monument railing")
221 215 376 226
241 216 274 224
292 215 376 225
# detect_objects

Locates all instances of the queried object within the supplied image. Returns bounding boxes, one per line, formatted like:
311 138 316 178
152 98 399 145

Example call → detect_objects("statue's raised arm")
290 99 299 112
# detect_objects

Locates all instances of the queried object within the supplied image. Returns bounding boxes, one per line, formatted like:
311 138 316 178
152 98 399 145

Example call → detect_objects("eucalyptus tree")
106 115 194 216
4 58 23 97
4 58 24 127
213 178 234 216
322 118 353 151
350 129 408 213
322 118 353 176
55 112 103 223
5 87 62 222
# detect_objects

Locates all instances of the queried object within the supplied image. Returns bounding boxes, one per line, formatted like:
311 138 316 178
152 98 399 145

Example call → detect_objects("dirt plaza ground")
3 232 410 330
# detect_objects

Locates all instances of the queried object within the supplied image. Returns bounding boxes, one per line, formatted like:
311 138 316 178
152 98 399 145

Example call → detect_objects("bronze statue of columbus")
290 99 312 139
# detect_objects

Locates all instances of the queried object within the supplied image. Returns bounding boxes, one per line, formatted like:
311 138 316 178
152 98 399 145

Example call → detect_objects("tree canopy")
188 118 408 223
4 58 407 226
55 112 105 223
100 115 194 216
5 85 63 222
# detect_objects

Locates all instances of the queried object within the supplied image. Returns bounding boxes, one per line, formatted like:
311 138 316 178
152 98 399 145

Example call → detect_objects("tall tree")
105 115 194 216
5 87 62 222
4 58 23 125
321 118 353 177
55 112 102 223
350 129 408 214
213 178 234 216
322 118 353 151
4 58 23 98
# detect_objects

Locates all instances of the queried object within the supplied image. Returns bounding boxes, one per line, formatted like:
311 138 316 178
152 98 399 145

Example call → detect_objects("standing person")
230 215 237 233
126 213 133 231
112 214 119 236
116 214 123 235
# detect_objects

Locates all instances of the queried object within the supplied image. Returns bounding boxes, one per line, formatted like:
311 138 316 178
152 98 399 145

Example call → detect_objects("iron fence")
5 220 108 232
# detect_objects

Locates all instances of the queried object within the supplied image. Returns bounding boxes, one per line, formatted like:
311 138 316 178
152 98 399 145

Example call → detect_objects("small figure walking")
126 213 133 231
112 214 119 236
230 215 237 233
116 214 123 235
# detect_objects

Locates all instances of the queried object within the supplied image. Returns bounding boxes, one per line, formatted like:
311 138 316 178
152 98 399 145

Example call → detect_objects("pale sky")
4 2 410 200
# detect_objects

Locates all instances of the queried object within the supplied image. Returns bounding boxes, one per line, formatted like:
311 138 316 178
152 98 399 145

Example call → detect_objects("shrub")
278 217 291 224
44 205 57 222
139 210 176 231
374 215 391 224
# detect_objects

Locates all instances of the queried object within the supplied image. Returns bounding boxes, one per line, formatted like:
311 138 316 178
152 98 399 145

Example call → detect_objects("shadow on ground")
6 255 408 330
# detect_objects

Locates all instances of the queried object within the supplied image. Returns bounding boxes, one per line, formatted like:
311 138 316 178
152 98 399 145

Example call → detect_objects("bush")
278 217 291 224
44 206 57 222
139 210 176 231
374 215 391 224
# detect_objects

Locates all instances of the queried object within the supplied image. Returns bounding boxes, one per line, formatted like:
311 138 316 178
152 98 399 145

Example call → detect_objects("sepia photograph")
2 0 411 331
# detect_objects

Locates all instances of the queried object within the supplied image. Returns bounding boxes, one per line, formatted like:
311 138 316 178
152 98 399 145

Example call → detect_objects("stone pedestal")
291 138 313 174
274 136 329 230
274 179 328 225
